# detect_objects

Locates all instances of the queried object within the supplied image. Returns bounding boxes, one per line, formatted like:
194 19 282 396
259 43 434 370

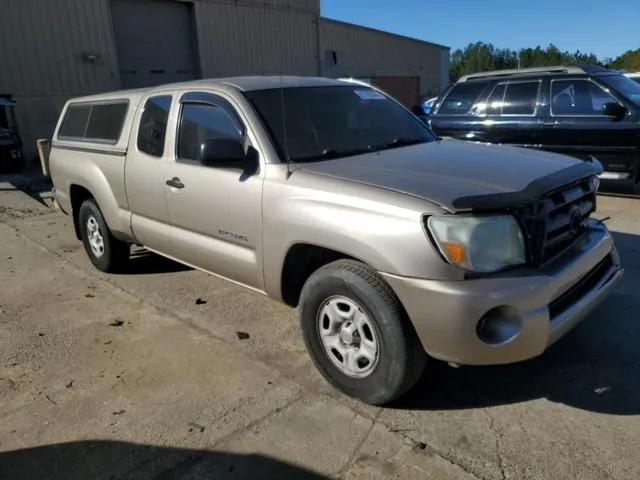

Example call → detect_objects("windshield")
600 74 640 107
244 85 435 163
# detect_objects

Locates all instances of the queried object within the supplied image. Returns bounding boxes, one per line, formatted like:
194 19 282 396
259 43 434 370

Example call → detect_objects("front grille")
548 254 614 319
516 176 597 266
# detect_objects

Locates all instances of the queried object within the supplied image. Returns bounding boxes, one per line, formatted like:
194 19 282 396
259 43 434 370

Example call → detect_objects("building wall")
0 0 448 159
320 18 450 98
195 1 320 77
0 0 121 154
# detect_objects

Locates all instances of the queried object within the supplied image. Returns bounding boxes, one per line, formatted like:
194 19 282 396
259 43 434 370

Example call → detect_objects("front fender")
262 193 461 301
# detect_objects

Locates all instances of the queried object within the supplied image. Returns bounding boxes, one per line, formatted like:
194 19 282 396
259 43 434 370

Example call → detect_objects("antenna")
280 74 293 179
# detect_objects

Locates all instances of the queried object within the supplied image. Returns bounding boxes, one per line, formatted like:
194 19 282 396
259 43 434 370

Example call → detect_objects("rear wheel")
78 199 129 273
299 260 426 405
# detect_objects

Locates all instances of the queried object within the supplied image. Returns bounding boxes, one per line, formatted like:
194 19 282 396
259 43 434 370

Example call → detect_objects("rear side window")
437 82 488 115
137 96 172 157
502 82 540 115
485 84 506 115
58 101 128 142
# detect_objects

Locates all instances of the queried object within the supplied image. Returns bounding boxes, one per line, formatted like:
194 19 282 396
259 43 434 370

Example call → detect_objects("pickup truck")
49 76 623 405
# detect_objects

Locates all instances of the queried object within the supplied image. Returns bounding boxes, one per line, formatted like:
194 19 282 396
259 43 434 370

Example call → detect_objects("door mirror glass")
602 102 628 119
199 138 246 167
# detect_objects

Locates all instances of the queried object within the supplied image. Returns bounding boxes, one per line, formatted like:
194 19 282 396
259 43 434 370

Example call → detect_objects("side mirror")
602 102 628 120
199 138 246 167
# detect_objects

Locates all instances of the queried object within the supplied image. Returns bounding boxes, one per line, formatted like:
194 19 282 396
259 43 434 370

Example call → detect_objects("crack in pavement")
334 409 382 477
366 425 487 480
484 408 506 480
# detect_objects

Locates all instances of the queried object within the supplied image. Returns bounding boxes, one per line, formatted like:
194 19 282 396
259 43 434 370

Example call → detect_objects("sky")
320 0 638 60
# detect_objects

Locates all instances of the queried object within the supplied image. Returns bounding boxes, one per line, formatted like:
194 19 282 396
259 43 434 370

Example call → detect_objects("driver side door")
539 78 638 176
164 91 265 290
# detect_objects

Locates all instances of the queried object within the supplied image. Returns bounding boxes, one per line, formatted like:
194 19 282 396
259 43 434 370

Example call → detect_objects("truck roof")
68 76 350 103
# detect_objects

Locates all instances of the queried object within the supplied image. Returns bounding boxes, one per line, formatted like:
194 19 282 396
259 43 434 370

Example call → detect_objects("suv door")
164 91 264 290
481 80 543 147
125 93 174 252
540 77 639 179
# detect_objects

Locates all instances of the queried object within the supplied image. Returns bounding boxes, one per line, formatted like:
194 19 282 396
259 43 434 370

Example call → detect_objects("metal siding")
0 0 120 157
196 2 319 77
111 0 198 88
320 20 450 97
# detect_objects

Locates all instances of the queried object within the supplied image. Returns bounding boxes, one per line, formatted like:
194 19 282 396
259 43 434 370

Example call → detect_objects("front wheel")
299 260 426 405
78 199 129 273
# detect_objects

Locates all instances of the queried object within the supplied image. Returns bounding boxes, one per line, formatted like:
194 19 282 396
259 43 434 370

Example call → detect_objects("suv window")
551 79 619 115
485 84 506 115
501 81 540 115
437 82 488 115
137 95 172 157
58 101 128 142
177 96 244 163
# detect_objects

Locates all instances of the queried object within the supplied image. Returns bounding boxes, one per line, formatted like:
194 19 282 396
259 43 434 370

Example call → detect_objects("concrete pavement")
1 171 639 479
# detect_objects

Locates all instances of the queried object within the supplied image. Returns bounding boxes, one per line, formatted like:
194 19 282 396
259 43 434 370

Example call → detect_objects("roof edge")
320 17 450 51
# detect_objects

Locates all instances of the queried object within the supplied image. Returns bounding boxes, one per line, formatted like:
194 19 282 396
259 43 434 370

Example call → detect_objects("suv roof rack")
458 64 608 82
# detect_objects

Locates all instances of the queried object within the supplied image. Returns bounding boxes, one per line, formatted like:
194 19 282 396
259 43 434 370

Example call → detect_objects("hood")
296 139 600 212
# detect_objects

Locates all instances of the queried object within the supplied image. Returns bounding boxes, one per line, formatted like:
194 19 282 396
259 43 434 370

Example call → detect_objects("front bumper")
381 221 623 365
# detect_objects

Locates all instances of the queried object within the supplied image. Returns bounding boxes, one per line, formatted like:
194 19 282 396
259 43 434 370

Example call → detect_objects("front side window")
437 82 488 115
244 85 434 163
501 81 540 115
137 95 172 157
177 99 244 163
600 74 640 107
551 79 619 115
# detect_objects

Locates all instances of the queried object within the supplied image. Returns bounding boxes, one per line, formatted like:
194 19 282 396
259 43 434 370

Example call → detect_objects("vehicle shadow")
397 230 640 415
123 249 193 275
0 439 327 480
0 165 53 207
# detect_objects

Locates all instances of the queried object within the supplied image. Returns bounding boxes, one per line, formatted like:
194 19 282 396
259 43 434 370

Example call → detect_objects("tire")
299 259 426 405
78 199 129 273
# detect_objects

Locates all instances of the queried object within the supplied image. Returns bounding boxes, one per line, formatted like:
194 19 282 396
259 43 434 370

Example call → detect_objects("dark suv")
428 64 640 191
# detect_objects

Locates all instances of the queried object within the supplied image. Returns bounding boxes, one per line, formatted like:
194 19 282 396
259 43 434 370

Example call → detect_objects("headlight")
426 214 526 273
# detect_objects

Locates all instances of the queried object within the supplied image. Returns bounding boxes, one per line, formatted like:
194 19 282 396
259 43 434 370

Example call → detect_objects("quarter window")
437 82 488 115
551 79 618 115
137 95 172 157
177 100 244 163
501 82 539 115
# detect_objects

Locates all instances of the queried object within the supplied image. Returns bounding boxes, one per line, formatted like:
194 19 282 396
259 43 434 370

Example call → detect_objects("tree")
450 43 606 81
608 49 640 72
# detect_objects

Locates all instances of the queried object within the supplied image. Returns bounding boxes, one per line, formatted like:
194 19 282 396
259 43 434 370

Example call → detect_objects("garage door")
110 0 198 89
370 77 420 108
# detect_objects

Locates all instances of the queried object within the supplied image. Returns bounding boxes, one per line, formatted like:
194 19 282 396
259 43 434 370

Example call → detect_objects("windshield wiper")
369 137 429 152
290 138 428 163
291 147 374 163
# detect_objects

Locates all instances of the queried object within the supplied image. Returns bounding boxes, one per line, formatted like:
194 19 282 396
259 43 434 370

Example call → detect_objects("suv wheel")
78 199 129 273
299 260 426 405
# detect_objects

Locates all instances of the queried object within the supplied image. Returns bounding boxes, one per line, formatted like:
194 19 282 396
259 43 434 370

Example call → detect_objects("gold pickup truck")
49 76 622 405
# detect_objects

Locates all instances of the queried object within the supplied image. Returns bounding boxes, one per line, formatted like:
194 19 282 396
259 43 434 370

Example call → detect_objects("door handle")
166 177 185 189
541 121 559 127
